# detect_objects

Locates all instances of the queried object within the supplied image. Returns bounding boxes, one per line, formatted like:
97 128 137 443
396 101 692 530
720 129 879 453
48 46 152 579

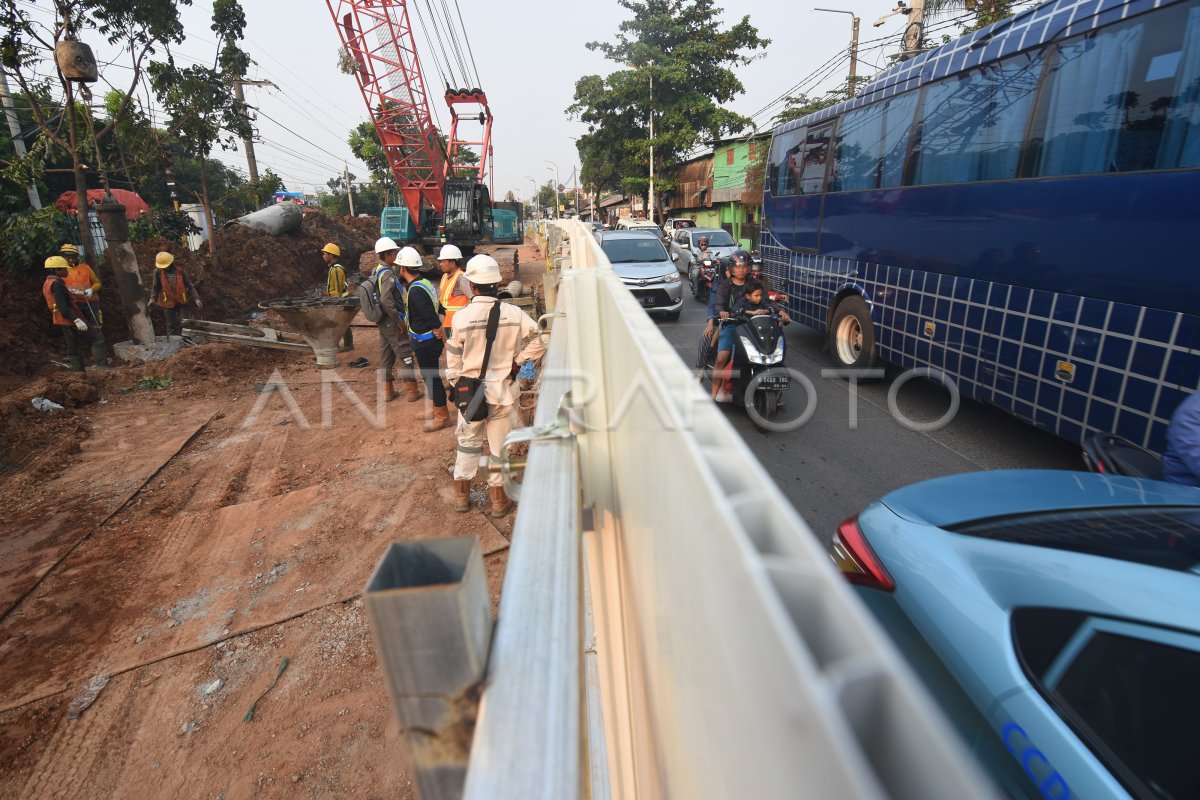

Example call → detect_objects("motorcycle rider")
710 251 790 400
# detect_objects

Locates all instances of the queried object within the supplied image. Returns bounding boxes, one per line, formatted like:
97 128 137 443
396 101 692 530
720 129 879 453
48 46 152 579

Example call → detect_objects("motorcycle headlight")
741 335 785 365
662 272 680 284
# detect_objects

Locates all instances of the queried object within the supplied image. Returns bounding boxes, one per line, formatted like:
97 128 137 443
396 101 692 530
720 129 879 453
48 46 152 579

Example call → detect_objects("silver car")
597 231 683 320
669 227 739 275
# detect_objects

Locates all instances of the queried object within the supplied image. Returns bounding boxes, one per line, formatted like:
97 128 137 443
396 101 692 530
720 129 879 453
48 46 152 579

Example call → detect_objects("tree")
0 0 189 265
149 0 253 265
568 0 769 211
774 91 841 125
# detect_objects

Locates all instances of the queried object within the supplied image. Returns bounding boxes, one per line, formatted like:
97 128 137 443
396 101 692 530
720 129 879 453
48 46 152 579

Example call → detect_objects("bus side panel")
809 171 1200 451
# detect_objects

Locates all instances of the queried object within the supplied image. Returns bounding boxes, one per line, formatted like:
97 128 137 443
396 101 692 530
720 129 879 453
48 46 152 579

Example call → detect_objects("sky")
12 0 965 202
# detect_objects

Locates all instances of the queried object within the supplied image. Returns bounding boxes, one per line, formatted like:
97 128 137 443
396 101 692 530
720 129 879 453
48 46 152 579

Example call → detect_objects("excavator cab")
441 178 492 245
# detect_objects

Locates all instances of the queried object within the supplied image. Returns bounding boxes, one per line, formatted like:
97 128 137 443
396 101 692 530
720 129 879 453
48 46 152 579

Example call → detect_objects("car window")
950 506 1200 571
600 237 669 263
1014 610 1200 800
704 230 737 247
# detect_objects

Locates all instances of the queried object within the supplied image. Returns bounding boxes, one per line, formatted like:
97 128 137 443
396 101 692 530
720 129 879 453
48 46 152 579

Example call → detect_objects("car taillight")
830 515 895 592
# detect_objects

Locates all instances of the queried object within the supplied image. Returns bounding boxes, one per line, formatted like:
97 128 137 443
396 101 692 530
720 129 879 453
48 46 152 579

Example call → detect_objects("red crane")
327 0 494 231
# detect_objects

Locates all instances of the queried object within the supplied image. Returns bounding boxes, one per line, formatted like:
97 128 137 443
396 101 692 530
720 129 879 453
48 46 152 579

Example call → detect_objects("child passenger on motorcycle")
732 281 788 320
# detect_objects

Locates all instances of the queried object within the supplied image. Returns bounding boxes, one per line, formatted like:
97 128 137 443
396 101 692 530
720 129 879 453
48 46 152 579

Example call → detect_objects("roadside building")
662 132 769 250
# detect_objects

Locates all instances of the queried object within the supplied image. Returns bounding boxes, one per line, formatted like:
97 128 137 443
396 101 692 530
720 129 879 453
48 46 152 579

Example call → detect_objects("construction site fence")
464 219 992 798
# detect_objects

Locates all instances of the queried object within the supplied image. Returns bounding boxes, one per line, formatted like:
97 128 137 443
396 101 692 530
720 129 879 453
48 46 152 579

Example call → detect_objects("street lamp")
814 8 861 94
544 160 560 219
525 175 538 218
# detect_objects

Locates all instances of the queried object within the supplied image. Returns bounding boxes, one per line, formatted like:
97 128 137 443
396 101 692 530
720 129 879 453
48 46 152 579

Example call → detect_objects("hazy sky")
17 0 944 201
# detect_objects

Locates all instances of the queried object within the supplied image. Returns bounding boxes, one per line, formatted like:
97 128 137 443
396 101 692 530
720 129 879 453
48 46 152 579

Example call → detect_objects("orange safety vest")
439 268 470 328
42 276 76 326
156 269 188 308
65 263 101 304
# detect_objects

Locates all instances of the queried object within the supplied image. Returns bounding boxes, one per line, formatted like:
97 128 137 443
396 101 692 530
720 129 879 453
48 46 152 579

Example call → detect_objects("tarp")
55 189 151 219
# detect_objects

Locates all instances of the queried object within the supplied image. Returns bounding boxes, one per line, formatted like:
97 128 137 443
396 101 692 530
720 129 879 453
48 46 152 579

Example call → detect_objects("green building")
663 133 769 250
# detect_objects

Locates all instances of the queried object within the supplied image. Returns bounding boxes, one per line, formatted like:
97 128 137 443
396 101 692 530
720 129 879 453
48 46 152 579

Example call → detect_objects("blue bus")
763 0 1200 452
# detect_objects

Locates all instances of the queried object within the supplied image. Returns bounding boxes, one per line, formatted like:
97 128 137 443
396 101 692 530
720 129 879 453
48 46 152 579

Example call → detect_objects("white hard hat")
437 244 463 261
397 246 423 269
374 236 400 254
464 254 502 285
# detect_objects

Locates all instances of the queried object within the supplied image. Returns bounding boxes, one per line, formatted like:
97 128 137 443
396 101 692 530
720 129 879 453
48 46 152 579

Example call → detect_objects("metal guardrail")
462 219 991 798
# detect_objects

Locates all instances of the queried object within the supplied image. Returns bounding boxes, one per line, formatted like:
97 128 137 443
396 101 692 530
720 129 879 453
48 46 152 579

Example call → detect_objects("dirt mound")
333 214 381 237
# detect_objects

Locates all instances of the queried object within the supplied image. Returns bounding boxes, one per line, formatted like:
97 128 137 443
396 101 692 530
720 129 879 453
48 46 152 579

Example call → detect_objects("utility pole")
344 161 356 216
903 0 926 57
814 9 861 95
231 78 274 182
648 60 655 225
0 69 41 209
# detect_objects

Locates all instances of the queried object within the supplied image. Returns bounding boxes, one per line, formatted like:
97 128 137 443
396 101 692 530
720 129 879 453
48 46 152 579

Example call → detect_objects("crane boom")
326 0 445 221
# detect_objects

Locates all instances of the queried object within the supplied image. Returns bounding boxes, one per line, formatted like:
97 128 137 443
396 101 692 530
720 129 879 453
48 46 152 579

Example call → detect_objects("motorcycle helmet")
729 249 751 270
697 236 709 248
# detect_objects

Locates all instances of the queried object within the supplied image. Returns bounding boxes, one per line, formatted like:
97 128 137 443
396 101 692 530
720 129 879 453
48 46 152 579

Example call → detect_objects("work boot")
382 380 399 402
487 485 513 518
90 342 109 369
67 355 85 372
452 479 471 512
423 405 450 432
403 379 423 402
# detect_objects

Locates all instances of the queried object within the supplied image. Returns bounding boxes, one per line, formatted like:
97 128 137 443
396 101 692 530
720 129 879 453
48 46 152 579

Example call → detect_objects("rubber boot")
382 380 399 402
403 379 423 402
423 405 450 432
90 342 109 369
488 485 513 518
67 355 85 372
452 479 471 512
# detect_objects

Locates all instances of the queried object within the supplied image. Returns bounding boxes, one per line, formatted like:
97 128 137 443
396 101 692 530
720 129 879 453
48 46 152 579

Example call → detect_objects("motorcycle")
1081 432 1163 480
699 310 789 428
690 254 718 302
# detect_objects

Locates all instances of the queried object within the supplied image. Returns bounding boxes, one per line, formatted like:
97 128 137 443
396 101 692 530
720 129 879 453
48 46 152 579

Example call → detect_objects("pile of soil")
333 214 381 237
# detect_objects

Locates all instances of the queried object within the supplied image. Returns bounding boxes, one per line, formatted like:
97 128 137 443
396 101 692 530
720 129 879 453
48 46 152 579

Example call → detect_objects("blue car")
831 470 1200 800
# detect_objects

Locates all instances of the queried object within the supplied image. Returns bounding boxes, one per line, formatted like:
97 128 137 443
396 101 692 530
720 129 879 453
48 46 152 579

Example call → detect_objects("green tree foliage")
568 0 769 203
773 91 841 125
0 0 192 264
128 210 202 244
0 206 77 275
149 0 252 260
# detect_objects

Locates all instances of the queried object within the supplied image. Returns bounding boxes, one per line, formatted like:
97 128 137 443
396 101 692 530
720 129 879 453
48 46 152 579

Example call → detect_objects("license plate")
638 296 656 307
758 374 790 388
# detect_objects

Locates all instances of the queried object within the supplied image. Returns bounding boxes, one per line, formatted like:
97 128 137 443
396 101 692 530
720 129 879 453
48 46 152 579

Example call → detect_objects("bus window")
1030 3 1197 177
832 103 885 192
799 125 834 195
769 126 806 196
911 51 1043 185
1157 6 1200 168
880 93 919 188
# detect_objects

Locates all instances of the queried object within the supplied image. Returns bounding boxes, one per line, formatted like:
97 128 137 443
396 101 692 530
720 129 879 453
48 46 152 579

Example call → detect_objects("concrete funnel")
263 297 359 368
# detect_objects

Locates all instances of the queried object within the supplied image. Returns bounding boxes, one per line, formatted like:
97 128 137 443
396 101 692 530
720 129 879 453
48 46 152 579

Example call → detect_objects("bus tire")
830 296 879 371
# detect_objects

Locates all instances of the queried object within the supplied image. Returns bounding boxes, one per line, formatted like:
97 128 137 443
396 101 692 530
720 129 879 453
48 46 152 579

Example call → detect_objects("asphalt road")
653 290 1082 545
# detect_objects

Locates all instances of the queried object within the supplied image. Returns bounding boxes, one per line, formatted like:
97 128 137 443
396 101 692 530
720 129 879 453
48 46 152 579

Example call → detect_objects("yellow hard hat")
59 243 79 256
322 243 341 257
155 251 175 269
44 255 69 269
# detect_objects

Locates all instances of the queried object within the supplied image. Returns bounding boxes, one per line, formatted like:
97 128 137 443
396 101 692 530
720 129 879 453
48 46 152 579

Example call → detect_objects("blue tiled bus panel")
760 243 1200 453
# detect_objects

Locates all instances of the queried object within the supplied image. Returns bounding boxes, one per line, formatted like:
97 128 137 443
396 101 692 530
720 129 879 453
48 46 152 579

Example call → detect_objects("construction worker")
322 242 354 351
446 254 546 516
147 251 201 336
60 243 104 343
370 238 422 403
437 243 471 338
43 256 104 371
395 248 450 432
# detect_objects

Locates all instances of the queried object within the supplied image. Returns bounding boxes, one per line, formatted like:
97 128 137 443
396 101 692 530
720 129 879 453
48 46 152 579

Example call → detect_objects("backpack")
357 273 385 323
